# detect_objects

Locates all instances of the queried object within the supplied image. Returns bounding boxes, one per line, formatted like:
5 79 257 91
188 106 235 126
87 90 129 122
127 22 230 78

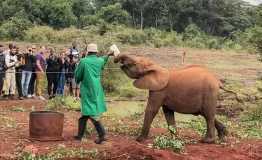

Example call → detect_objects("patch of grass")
12 106 26 112
220 100 239 111
20 144 99 160
85 125 95 135
216 115 232 127
102 117 141 135
231 121 262 139
240 84 262 100
223 80 242 93
129 110 145 121
119 87 139 98
239 100 262 122
105 125 140 135
183 116 206 136
148 131 185 154
2 116 15 122
118 82 148 98
45 96 81 111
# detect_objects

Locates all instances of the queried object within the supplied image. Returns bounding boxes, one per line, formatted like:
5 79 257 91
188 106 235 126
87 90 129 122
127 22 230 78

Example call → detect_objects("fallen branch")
107 153 129 160
135 142 148 148
126 153 130 160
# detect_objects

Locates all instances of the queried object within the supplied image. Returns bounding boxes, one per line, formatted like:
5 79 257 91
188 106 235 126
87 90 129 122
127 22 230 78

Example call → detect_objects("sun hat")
86 44 98 53
72 54 79 57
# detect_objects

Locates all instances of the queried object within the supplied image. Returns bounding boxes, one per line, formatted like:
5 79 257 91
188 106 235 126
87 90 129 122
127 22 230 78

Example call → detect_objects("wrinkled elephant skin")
114 53 240 143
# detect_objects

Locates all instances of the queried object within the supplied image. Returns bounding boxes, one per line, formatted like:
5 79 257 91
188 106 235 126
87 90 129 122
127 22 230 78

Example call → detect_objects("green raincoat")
75 54 109 116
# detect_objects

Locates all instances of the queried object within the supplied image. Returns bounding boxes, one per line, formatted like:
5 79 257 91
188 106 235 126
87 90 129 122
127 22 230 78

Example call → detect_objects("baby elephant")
114 53 242 143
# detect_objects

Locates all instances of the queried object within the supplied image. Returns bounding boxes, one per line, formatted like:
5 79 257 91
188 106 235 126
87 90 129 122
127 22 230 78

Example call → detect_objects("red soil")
0 99 261 160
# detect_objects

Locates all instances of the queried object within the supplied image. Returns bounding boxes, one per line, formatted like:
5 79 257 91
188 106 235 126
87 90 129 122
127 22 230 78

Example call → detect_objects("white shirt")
71 49 79 55
3 49 10 55
5 54 17 70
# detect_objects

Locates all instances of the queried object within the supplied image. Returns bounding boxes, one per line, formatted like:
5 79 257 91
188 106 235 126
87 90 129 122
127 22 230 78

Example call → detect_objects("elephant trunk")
114 53 129 63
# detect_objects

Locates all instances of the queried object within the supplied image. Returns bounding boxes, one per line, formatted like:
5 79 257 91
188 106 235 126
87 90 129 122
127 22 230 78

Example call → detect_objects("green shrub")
21 144 98 160
183 24 205 41
25 26 57 43
205 38 221 50
97 3 132 26
242 101 262 122
145 28 183 48
117 28 149 45
23 23 252 53
148 135 185 153
250 27 262 57
101 64 124 94
45 96 81 111
0 16 32 41
79 15 105 27
119 88 137 98
233 27 262 55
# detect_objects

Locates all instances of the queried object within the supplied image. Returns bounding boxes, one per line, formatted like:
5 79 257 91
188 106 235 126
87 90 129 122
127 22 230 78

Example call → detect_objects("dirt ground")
0 99 261 160
0 48 262 160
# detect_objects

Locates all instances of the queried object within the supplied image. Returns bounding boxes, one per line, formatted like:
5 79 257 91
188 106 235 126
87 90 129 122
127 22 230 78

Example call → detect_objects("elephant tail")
219 85 243 103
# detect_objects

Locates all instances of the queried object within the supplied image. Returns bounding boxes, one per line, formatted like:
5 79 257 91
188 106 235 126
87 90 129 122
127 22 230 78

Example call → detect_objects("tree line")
0 0 261 55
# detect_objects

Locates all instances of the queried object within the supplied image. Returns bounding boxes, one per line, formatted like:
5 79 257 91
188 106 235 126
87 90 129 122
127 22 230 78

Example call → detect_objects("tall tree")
47 0 77 29
97 3 131 25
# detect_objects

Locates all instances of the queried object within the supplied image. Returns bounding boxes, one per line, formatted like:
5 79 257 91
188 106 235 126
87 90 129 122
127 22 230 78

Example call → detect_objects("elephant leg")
201 90 217 144
136 92 164 142
136 107 160 142
162 106 176 135
214 117 227 139
201 116 215 143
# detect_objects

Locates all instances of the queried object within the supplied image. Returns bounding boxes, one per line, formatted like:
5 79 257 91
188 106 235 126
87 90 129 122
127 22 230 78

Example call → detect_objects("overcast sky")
243 0 262 5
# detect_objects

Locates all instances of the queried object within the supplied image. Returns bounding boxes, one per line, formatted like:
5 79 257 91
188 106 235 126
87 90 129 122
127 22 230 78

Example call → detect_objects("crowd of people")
0 42 114 144
0 42 81 101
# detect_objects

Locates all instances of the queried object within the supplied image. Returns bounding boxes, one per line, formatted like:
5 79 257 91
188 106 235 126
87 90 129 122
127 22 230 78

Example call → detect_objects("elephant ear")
133 65 170 91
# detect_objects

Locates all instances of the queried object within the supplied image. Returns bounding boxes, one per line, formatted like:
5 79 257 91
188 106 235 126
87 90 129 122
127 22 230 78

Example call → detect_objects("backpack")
3 63 7 71
2 56 8 71
19 54 26 66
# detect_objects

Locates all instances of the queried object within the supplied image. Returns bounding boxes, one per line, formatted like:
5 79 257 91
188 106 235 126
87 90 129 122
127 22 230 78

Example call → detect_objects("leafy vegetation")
149 135 185 153
0 0 261 54
240 100 262 122
179 114 262 140
20 144 99 160
0 0 261 157
148 126 186 153
0 0 261 97
45 96 81 111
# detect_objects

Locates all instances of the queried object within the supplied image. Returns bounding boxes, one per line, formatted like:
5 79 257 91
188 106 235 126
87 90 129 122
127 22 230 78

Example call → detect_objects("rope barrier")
0 68 123 74
0 65 185 74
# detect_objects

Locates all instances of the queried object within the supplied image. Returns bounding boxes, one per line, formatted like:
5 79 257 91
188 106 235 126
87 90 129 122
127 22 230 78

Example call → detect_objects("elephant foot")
201 137 215 144
218 127 228 139
136 135 147 142
215 118 228 139
168 125 177 135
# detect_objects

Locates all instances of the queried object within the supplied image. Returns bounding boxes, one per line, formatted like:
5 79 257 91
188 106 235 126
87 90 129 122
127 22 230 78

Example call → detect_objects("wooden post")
181 52 186 66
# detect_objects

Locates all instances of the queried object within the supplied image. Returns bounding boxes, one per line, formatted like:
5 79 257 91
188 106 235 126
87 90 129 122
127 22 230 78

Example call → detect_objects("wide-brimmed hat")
72 54 79 58
86 44 98 53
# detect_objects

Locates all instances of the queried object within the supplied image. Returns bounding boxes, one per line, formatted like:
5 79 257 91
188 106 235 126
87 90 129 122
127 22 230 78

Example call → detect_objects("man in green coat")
74 44 114 144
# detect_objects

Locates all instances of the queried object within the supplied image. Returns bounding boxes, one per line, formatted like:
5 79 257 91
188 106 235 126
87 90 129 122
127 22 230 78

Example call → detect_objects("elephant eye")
123 64 134 69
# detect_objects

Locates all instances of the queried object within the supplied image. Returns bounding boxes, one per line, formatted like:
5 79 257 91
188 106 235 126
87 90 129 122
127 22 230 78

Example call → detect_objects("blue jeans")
57 69 66 96
28 72 36 95
21 70 32 97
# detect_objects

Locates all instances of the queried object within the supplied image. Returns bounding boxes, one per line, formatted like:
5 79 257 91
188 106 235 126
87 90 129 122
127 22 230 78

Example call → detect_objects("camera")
28 49 32 52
